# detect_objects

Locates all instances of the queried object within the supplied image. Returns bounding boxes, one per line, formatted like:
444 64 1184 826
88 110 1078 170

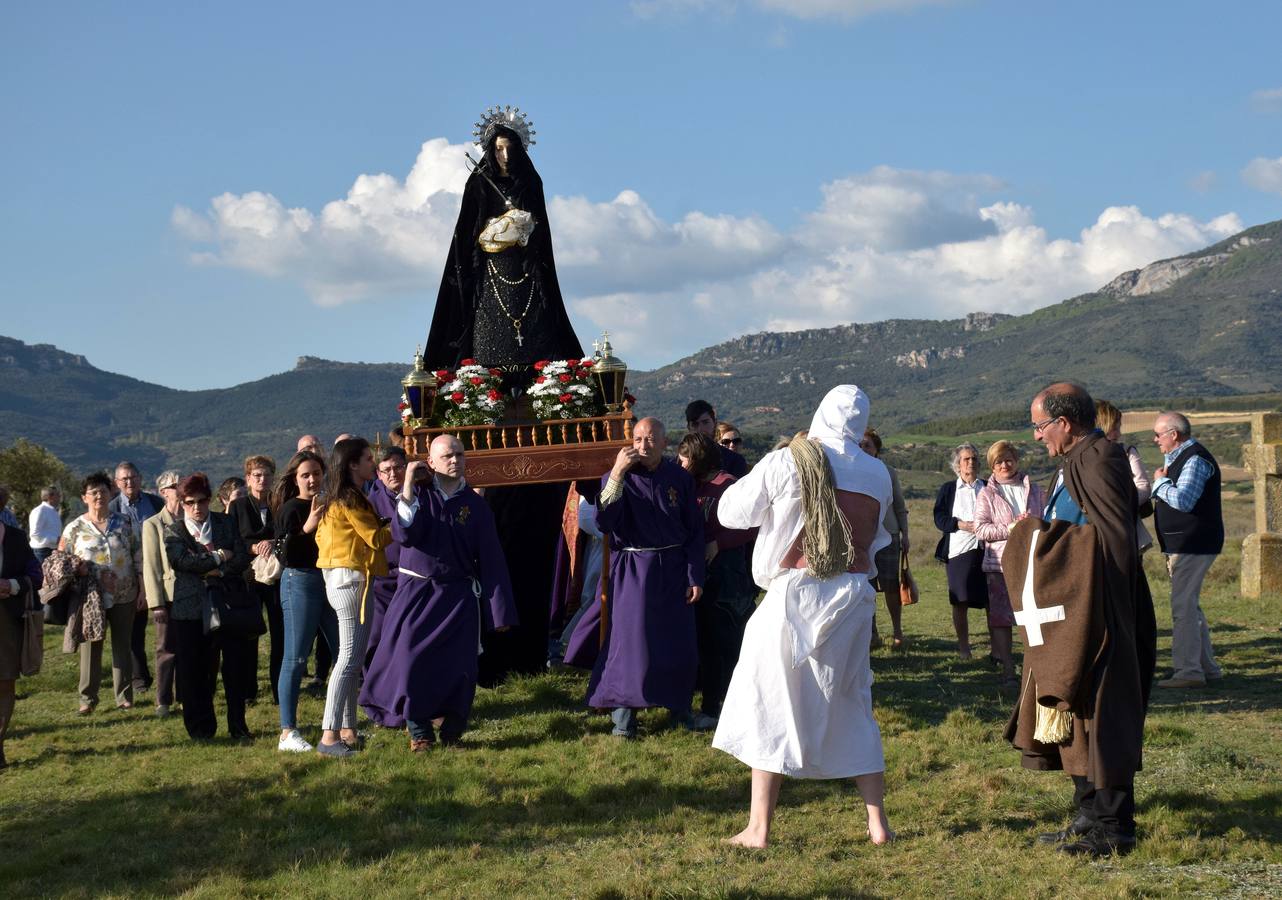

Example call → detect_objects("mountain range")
3 219 1280 476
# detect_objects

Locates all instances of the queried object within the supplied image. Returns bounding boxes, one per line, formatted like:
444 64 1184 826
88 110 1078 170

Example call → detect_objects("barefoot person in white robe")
712 384 895 848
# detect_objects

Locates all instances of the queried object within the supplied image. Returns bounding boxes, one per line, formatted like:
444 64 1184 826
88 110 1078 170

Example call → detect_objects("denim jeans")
407 715 465 744
611 706 692 737
278 567 337 729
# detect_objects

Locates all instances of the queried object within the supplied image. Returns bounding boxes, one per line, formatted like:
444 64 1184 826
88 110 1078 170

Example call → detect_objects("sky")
2 0 1280 390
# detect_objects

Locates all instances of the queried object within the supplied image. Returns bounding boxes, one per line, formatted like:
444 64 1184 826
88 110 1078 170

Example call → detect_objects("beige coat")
142 508 178 610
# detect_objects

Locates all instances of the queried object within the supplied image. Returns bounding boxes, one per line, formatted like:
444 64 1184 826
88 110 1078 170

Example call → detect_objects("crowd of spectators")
0 386 1230 859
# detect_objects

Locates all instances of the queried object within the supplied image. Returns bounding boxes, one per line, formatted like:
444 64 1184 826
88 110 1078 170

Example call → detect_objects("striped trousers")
321 567 370 731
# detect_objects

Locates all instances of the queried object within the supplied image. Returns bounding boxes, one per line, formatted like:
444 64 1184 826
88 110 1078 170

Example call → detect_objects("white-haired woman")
933 443 988 659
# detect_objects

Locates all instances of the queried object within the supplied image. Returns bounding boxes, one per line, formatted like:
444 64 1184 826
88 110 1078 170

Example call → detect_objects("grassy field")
2 497 1280 898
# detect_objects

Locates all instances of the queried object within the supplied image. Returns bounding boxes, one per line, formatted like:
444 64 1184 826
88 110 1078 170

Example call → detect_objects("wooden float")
402 409 635 487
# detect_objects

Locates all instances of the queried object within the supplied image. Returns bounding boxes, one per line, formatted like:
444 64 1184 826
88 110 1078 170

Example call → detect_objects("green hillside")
630 219 1282 436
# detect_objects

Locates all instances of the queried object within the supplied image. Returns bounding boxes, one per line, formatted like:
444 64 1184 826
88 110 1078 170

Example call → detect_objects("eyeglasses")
1153 428 1176 439
1032 416 1061 435
993 458 1017 467
719 438 742 447
182 497 210 508
378 464 407 474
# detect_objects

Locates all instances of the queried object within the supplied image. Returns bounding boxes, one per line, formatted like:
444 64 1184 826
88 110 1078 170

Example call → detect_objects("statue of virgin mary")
425 106 583 381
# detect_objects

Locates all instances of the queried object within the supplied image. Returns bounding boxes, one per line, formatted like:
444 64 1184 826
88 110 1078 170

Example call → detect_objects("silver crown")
472 105 536 150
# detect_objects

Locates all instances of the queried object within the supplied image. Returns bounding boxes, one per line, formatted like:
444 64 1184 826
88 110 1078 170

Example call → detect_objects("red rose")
535 375 546 384
559 373 572 383
435 369 450 379
533 360 548 371
467 376 481 386
451 391 465 403
489 368 501 376
460 358 477 366
397 402 408 410
566 358 580 367
487 389 500 401
579 367 594 378
559 393 573 403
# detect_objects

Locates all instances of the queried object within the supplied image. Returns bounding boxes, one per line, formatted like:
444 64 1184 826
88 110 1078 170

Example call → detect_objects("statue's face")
494 136 513 176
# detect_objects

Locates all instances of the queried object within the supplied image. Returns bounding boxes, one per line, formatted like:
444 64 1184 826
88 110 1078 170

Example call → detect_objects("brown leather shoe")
1157 676 1206 689
409 738 433 753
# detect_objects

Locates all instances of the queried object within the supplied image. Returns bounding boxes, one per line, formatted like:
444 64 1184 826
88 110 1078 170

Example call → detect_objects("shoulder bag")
898 545 919 607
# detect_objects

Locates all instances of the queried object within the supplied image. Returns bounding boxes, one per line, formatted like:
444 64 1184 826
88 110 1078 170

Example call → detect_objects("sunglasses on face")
182 497 210 508
719 437 742 447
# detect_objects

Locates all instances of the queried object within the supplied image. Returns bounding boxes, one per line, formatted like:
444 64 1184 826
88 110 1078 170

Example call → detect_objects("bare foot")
724 827 769 849
867 811 895 846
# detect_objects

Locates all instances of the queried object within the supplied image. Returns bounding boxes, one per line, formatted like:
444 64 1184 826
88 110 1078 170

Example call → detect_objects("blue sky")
2 0 1279 389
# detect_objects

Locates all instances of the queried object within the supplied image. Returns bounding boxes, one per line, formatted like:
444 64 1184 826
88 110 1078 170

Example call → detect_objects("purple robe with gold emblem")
585 458 705 711
359 483 516 728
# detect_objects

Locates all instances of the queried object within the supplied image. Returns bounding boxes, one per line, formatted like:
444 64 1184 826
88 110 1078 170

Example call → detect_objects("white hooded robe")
711 385 892 778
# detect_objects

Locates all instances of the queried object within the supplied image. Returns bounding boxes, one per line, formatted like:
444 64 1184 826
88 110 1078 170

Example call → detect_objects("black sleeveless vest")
1154 442 1223 555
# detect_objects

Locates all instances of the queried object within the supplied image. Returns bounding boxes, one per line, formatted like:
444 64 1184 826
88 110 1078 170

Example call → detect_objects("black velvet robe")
425 164 582 370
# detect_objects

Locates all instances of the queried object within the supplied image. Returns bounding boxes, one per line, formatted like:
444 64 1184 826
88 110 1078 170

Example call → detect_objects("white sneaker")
278 730 314 753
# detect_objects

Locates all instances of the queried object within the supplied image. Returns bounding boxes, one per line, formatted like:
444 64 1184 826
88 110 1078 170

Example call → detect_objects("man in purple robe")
586 417 705 738
364 446 408 671
359 435 517 750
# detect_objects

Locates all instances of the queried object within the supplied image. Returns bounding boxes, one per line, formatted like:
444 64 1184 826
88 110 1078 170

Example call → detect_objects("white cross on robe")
1014 528 1066 647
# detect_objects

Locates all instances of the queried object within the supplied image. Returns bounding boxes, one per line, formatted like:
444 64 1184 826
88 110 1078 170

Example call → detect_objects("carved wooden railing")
403 411 635 487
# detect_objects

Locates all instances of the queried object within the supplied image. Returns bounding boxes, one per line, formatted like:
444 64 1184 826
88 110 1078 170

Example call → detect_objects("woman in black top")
270 450 335 753
229 455 281 704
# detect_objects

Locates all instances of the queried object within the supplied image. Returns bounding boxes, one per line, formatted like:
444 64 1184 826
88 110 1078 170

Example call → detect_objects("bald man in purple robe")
586 417 706 738
359 435 517 750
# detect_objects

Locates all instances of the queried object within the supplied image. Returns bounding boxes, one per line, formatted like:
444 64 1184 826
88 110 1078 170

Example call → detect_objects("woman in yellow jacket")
315 437 391 758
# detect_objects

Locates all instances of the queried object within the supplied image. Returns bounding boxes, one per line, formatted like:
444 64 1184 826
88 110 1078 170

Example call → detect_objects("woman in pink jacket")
973 441 1046 687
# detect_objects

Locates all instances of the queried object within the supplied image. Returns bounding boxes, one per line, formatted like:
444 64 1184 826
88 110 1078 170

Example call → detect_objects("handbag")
207 578 266 638
20 607 45 676
251 552 283 585
898 545 919 606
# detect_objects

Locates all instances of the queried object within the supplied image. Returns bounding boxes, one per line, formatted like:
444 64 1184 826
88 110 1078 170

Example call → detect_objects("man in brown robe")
1005 382 1156 857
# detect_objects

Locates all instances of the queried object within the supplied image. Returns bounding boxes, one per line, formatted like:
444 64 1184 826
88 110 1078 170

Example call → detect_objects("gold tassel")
1033 691 1073 744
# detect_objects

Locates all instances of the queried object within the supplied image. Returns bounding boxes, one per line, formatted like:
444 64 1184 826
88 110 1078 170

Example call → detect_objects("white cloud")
173 138 470 305
1250 87 1282 113
175 137 786 309
755 0 952 21
800 166 1004 251
633 0 951 21
1242 156 1282 195
176 142 1244 369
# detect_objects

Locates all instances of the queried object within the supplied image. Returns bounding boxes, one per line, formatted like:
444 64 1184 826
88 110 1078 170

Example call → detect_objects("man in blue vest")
1151 412 1224 689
